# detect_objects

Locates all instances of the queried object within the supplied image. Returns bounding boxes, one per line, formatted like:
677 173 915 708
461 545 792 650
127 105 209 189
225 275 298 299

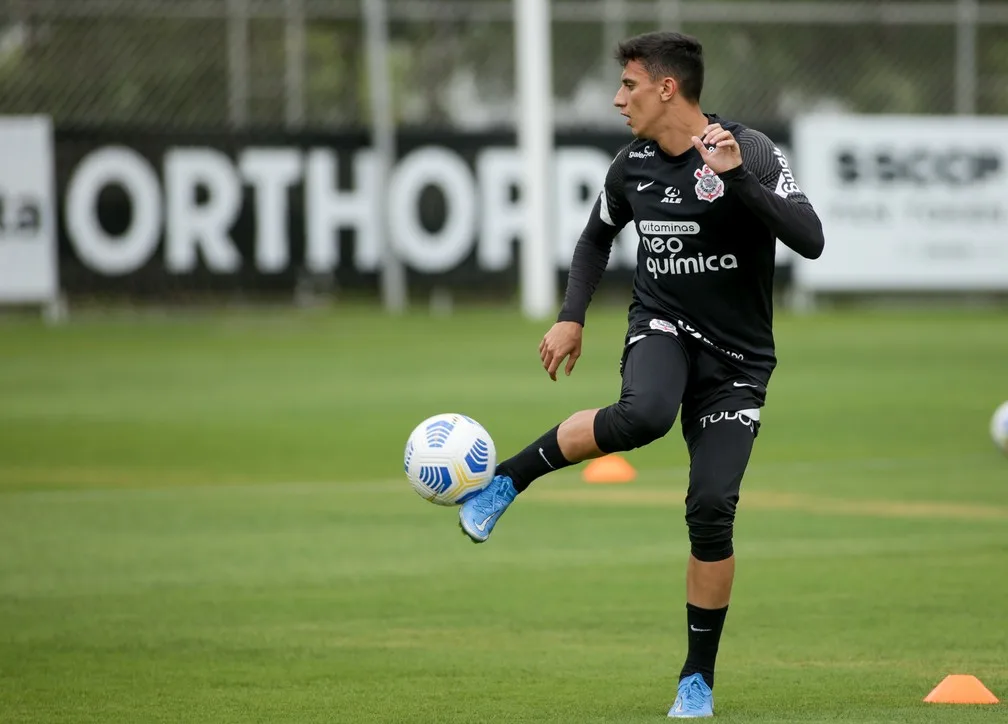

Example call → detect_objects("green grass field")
1 305 1007 723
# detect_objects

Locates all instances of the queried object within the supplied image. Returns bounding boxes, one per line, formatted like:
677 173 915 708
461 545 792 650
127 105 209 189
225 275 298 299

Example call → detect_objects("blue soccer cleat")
458 474 517 543
667 673 714 718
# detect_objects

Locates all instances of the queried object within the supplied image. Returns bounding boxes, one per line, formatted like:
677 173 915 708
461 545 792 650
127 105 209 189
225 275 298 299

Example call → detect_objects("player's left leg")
668 408 759 718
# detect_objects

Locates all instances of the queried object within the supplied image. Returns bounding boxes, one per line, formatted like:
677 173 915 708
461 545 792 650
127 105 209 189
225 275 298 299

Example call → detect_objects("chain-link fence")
1 0 1007 129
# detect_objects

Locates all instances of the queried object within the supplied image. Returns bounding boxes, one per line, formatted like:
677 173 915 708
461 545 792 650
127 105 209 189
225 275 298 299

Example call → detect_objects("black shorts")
618 321 766 442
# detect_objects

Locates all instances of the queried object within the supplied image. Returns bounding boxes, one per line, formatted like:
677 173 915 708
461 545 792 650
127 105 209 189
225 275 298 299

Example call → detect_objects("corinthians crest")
693 164 725 202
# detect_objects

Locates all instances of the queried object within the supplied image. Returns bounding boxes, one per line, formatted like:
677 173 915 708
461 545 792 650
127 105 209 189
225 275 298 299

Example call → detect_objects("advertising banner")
0 116 58 305
53 126 793 296
793 114 1008 292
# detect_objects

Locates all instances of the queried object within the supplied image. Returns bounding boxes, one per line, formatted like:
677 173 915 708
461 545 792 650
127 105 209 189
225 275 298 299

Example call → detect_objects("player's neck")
653 105 709 158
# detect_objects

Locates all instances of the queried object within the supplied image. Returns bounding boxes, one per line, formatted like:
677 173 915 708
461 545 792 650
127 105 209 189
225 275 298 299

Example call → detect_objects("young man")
458 31 824 718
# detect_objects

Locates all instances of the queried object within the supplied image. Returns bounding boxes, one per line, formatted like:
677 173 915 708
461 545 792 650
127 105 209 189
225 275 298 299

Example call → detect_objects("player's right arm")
541 147 633 381
556 146 634 326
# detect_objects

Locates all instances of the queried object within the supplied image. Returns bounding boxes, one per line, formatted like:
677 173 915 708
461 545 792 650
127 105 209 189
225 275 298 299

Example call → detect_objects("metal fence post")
286 0 306 129
227 0 249 129
956 0 978 115
363 0 408 314
515 0 556 320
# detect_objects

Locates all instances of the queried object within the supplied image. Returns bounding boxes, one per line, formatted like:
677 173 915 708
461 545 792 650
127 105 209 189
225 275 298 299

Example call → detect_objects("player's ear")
659 76 677 102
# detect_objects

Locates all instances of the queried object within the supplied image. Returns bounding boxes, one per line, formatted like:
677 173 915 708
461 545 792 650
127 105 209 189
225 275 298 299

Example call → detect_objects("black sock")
496 425 573 493
679 603 728 689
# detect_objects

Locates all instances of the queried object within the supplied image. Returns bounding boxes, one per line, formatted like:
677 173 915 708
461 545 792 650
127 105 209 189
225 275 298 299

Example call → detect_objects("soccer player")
458 31 824 717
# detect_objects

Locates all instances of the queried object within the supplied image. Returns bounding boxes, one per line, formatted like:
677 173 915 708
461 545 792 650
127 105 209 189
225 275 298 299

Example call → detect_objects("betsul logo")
637 220 738 279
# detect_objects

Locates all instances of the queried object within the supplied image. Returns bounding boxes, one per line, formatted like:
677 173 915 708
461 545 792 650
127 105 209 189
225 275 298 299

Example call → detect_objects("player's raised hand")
539 321 583 381
691 123 742 175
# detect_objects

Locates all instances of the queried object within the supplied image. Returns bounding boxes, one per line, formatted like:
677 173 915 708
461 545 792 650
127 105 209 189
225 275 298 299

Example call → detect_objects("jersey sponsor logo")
773 147 802 198
642 236 686 254
698 409 759 433
694 164 725 202
644 252 738 279
638 220 699 235
649 318 678 335
640 221 736 279
629 146 655 160
662 186 682 204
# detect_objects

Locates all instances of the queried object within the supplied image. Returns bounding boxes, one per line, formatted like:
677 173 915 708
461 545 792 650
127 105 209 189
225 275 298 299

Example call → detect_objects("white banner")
0 116 58 304
792 114 1008 291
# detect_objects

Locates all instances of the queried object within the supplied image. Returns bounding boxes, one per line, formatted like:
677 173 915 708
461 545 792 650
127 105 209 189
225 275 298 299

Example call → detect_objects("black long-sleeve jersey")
558 114 824 382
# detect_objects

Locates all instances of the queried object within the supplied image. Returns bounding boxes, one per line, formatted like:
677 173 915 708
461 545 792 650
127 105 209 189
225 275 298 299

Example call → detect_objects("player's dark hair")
616 31 704 103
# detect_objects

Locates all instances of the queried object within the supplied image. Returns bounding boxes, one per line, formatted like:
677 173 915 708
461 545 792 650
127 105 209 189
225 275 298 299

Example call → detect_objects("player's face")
614 60 664 139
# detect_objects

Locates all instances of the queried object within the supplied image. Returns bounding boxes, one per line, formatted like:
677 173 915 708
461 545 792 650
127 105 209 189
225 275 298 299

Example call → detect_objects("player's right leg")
669 401 759 718
459 333 688 542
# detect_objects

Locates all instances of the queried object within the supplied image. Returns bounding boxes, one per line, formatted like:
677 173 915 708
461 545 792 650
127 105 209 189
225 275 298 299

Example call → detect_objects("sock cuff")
686 603 729 614
538 424 569 467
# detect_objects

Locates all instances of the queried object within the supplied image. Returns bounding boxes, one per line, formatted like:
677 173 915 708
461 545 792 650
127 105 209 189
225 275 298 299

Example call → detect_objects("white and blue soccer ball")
404 413 496 505
991 401 1008 456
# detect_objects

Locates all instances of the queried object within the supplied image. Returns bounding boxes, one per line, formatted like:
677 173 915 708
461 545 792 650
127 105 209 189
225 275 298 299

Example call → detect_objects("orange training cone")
924 675 999 704
582 454 637 484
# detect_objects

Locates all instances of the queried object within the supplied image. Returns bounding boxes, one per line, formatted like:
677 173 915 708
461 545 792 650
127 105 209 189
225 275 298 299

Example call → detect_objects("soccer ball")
991 401 1008 455
404 413 496 505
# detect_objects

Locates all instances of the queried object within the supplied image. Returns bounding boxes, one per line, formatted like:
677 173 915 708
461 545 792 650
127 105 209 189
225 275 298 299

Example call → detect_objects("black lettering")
0 194 42 235
977 153 1000 181
17 203 40 232
836 151 859 184
838 149 1003 186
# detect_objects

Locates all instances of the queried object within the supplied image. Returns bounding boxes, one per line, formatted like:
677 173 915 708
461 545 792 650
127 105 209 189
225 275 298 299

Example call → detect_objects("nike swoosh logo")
733 381 759 388
628 334 646 345
538 447 555 470
637 180 654 191
474 513 495 532
690 625 713 632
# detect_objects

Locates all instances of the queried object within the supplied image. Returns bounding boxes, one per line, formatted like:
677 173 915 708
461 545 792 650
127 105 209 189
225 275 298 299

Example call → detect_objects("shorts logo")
694 164 725 202
699 410 758 433
649 318 678 335
677 319 745 361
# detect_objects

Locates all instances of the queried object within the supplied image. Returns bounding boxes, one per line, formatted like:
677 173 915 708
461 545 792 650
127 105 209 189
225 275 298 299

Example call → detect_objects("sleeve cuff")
556 310 586 325
718 164 751 185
